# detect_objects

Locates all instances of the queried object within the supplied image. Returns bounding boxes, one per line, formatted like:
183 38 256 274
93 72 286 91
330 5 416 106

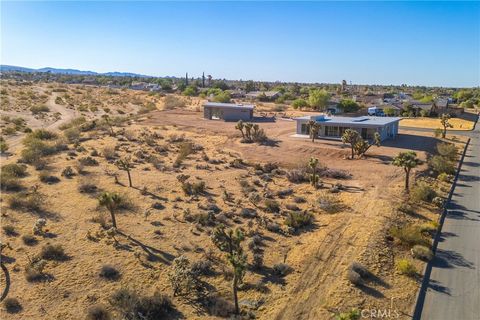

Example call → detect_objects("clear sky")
1 1 479 87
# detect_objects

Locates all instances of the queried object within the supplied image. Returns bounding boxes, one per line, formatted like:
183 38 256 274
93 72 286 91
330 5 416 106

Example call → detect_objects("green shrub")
429 155 455 175
27 129 57 140
410 182 437 203
390 225 430 248
437 172 453 182
411 245 433 261
396 259 416 276
2 163 27 177
284 211 313 230
335 309 361 320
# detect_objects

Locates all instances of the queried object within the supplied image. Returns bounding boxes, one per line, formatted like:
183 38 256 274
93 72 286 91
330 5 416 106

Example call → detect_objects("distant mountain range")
0 65 152 78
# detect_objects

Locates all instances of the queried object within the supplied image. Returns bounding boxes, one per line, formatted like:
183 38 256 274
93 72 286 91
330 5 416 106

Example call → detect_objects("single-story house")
203 102 254 121
294 114 400 141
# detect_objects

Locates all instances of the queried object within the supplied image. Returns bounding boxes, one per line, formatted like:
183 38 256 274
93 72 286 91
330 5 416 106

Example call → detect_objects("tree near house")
354 132 381 158
383 107 395 117
235 120 245 140
211 225 247 315
292 98 308 110
440 114 453 138
308 89 330 111
338 99 360 113
115 157 133 187
392 151 422 192
308 120 320 143
98 192 123 228
341 129 360 159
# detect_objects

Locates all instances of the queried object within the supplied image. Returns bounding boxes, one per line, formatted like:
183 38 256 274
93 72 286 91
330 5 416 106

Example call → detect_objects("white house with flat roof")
294 115 400 141
203 102 254 121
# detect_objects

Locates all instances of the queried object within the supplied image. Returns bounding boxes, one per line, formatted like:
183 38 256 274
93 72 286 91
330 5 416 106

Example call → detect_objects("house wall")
204 106 252 121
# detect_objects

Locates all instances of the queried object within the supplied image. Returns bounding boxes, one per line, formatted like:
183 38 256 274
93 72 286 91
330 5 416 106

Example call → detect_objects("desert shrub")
110 288 175 320
284 211 313 230
293 196 306 203
429 155 455 175
252 253 264 269
22 234 38 246
1 172 23 191
286 168 308 183
79 156 99 166
61 166 75 178
264 199 280 213
390 225 430 248
174 142 194 167
349 262 370 278
8 191 45 212
436 142 457 161
432 196 444 208
272 263 291 277
24 258 47 282
203 294 235 317
2 225 17 236
410 182 437 203
103 146 116 160
59 116 87 130
39 171 60 184
163 95 186 110
397 203 415 215
40 244 68 261
64 127 81 143
28 129 57 140
2 163 27 177
30 105 50 114
266 222 281 233
335 309 361 320
191 259 214 276
78 179 98 193
181 181 205 196
322 168 351 179
411 245 433 261
396 259 416 276
317 193 343 213
86 304 111 320
285 203 300 211
99 265 121 280
420 221 439 234
3 297 22 314
437 172 453 182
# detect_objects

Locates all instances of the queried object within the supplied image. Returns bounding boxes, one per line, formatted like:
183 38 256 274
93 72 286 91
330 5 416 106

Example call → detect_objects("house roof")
203 102 254 110
245 91 280 98
294 115 400 126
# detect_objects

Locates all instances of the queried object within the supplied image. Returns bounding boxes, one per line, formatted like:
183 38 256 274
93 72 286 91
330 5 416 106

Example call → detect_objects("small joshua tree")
244 123 253 141
354 132 381 158
101 114 115 136
440 113 453 139
341 129 360 159
392 151 422 192
211 225 247 315
308 120 320 143
98 192 122 228
33 219 47 236
308 157 319 189
116 157 133 187
235 120 245 140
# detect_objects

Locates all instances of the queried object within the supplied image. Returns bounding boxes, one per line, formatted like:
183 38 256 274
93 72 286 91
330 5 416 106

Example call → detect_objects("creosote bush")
396 259 416 277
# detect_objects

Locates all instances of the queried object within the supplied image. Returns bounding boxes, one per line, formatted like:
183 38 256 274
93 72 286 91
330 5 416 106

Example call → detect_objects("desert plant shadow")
117 230 176 265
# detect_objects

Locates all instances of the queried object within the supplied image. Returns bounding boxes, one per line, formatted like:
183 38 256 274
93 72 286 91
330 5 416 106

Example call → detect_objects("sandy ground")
0 83 462 319
400 115 476 131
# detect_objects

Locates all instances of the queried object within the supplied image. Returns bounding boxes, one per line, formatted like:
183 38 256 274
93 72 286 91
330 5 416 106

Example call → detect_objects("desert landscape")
0 81 469 319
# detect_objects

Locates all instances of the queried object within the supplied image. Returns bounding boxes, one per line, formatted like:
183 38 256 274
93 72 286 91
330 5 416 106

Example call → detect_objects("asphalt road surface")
418 125 480 320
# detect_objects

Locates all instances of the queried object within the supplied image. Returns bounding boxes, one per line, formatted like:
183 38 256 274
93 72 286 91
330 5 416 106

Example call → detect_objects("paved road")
418 125 480 320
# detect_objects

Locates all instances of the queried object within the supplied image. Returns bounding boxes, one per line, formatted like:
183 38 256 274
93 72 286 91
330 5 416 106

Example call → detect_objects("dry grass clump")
181 180 206 196
78 178 98 194
317 193 343 213
163 95 186 110
1 163 28 191
410 182 437 203
264 199 280 213
390 224 430 248
411 245 433 261
2 224 18 236
284 211 314 230
85 304 111 320
109 288 176 320
99 265 121 281
30 104 50 114
103 146 116 160
8 190 46 212
39 171 60 184
40 244 68 261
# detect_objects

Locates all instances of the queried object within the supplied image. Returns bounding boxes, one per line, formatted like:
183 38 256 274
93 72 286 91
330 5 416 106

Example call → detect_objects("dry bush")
286 168 308 183
317 193 343 213
284 211 313 230
264 199 280 213
30 105 50 114
272 263 292 277
411 245 433 261
78 178 98 194
86 304 111 320
8 191 45 212
2 225 17 236
103 146 116 160
24 258 48 282
181 180 206 196
39 171 60 184
109 288 175 320
79 156 99 166
40 244 68 261
3 297 22 314
410 182 437 203
22 234 38 246
429 155 455 175
390 225 430 248
163 95 186 110
99 265 121 281
174 142 194 167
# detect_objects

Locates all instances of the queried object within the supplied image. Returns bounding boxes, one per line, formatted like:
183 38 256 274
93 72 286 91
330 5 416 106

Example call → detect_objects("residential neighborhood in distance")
0 1 479 320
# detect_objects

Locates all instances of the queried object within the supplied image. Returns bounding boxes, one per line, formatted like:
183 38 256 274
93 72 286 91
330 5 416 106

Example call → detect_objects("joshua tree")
116 157 133 187
354 132 381 158
235 120 245 140
211 225 247 315
392 151 421 192
341 129 360 159
440 114 453 139
308 157 320 188
101 114 115 136
98 192 122 228
244 123 254 141
308 120 320 143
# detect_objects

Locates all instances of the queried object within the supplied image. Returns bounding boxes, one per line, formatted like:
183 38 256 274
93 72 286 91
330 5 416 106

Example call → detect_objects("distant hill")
0 65 151 78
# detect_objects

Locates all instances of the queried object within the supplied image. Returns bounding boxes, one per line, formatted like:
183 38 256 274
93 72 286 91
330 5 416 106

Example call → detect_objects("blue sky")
1 1 479 87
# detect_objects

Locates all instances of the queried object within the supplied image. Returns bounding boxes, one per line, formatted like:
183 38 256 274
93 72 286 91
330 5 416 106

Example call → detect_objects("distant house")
130 82 148 90
226 89 246 98
411 103 433 115
245 91 281 101
294 114 400 142
432 99 464 116
203 102 254 121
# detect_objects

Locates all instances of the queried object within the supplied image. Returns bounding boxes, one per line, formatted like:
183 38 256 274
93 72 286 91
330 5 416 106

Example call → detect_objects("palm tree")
98 192 122 228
